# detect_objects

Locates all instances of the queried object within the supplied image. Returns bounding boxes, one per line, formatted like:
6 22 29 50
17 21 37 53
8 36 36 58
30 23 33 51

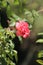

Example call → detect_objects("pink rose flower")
15 20 30 38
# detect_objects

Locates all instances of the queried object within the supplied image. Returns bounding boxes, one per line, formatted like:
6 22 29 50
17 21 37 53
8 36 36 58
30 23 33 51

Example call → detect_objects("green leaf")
38 33 43 35
9 22 16 27
5 29 15 38
5 57 15 65
5 50 10 53
24 10 34 24
9 40 14 49
13 50 18 62
12 14 22 21
32 10 39 18
36 39 43 43
7 5 13 17
38 50 43 58
7 0 14 5
0 25 3 29
36 59 43 65
18 36 23 44
14 0 19 5
2 0 7 7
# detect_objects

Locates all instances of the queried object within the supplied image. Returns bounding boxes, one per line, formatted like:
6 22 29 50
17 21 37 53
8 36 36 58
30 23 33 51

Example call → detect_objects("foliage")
0 0 43 65
0 27 18 65
36 32 43 43
36 50 43 65
36 32 43 65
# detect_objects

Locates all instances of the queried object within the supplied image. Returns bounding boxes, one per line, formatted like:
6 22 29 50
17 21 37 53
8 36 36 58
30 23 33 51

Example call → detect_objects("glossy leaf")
38 50 43 58
36 39 43 43
36 59 43 65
